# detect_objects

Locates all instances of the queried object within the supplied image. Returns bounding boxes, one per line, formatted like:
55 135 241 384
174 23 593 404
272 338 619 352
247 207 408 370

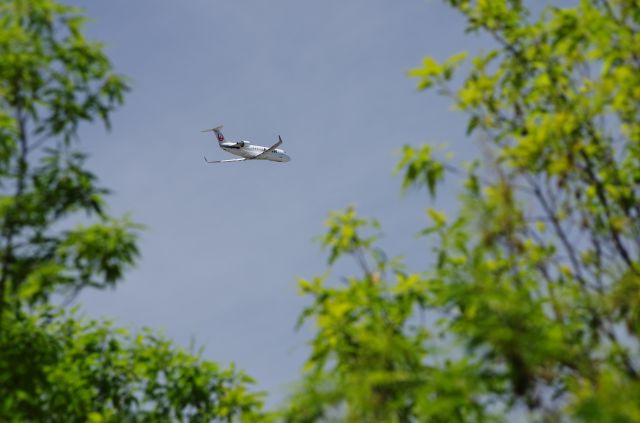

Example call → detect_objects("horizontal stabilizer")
201 125 223 133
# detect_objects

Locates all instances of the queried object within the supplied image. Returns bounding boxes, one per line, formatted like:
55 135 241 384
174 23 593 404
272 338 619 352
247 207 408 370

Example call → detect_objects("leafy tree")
0 309 264 422
285 1 640 421
0 1 264 420
0 0 134 315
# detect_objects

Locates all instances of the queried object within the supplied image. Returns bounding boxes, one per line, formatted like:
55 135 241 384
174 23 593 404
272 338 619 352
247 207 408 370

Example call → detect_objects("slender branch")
442 161 534 195
578 149 638 274
354 246 373 279
28 134 50 152
525 174 588 287
602 323 639 378
0 99 30 326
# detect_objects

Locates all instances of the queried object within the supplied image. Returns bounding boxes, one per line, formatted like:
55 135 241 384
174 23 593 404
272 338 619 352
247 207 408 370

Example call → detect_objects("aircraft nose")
283 154 291 162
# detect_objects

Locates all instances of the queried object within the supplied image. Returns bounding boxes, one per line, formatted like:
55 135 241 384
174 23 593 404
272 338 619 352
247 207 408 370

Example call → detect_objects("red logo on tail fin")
217 133 224 142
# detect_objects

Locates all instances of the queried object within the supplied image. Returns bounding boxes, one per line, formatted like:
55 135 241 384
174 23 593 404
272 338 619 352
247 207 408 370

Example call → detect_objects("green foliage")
396 145 445 198
0 309 265 422
0 1 265 420
0 0 126 140
283 210 494 422
0 0 135 313
286 1 640 421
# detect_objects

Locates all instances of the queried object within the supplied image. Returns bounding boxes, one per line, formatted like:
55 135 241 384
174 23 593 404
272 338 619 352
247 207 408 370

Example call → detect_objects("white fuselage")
221 141 290 162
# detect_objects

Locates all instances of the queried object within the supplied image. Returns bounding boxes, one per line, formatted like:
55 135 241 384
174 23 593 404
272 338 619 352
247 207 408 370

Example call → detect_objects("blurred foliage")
0 0 134 312
0 1 265 420
284 0 640 421
0 308 265 422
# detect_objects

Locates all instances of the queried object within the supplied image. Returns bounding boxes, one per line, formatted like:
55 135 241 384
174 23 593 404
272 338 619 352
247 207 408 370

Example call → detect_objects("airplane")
201 125 290 163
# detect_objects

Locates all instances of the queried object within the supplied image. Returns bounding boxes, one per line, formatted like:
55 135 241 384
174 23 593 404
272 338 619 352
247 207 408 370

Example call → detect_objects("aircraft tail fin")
201 125 225 143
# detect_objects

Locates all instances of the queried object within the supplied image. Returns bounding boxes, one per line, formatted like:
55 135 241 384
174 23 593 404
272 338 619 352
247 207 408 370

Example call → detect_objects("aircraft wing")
250 136 283 160
204 157 247 164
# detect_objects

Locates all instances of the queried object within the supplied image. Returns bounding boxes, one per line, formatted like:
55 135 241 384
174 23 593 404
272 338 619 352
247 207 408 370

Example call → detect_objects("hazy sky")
64 0 487 407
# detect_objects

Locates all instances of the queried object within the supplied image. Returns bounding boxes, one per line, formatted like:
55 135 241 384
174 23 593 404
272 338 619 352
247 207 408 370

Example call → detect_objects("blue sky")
65 0 487 407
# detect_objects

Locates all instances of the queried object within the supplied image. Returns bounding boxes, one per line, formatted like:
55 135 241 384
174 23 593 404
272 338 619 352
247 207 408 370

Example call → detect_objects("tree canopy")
284 0 640 421
0 1 265 421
